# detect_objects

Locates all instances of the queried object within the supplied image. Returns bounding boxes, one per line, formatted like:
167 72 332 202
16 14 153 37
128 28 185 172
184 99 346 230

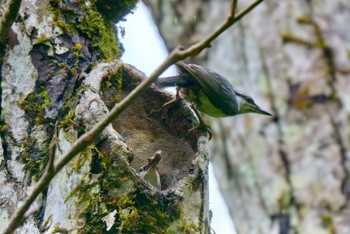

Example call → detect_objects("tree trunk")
144 0 350 233
0 1 210 233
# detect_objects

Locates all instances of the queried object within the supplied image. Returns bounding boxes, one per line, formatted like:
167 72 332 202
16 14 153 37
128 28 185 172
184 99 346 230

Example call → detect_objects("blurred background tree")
143 0 350 233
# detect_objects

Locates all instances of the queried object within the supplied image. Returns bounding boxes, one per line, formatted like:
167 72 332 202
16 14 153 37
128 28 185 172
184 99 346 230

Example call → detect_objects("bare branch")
2 0 264 233
177 0 264 58
230 0 239 18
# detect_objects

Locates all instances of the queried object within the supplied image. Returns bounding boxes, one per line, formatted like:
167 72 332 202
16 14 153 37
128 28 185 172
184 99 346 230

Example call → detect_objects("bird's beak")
252 105 273 116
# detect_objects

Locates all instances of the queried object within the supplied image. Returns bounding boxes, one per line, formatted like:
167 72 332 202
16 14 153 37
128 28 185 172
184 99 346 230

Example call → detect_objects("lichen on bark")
0 0 210 233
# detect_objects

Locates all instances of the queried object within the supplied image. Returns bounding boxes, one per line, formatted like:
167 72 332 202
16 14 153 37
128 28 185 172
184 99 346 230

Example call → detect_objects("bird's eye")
246 96 255 104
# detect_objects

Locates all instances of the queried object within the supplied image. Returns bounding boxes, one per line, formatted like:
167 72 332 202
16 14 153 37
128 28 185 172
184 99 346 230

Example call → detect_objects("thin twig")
230 0 239 18
177 0 264 58
2 0 264 233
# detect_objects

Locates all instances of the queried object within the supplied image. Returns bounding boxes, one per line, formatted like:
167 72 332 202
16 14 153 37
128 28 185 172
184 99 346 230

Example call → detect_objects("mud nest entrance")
101 68 200 189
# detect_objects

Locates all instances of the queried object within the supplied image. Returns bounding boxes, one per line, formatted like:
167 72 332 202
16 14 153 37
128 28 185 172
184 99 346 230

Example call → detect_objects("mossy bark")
0 0 210 233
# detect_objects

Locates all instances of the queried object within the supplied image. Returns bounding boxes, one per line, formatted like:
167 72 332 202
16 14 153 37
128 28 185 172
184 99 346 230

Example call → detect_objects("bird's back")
176 63 239 116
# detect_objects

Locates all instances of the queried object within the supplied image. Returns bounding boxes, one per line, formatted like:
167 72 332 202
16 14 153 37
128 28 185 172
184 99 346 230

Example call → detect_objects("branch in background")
176 0 264 58
281 34 316 48
2 0 264 233
230 0 239 18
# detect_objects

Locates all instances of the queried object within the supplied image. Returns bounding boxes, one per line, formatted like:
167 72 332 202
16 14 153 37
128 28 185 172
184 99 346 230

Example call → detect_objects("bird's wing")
155 74 194 88
176 63 239 115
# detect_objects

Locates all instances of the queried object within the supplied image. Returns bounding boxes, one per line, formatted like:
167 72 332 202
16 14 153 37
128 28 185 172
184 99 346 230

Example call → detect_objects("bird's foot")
189 104 212 140
188 121 212 140
162 87 182 109
163 97 181 109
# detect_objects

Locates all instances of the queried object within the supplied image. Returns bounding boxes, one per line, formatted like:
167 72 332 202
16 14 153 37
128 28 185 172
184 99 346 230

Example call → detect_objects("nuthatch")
156 62 272 138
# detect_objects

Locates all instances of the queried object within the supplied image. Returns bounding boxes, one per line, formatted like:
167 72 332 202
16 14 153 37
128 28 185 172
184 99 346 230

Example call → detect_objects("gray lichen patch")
1 22 39 181
2 23 36 142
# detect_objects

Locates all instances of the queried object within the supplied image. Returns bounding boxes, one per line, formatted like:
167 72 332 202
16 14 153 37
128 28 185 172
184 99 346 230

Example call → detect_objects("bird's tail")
155 75 194 88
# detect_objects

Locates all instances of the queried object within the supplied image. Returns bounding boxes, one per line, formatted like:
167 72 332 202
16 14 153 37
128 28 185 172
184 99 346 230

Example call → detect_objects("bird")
155 62 272 139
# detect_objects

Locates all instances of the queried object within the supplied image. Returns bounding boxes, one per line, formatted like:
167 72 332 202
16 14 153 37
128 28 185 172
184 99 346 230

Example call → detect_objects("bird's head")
236 91 272 116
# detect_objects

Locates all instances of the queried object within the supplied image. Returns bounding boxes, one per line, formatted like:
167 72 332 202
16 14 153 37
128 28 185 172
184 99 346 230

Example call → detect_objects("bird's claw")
189 104 212 140
162 87 182 109
162 97 181 109
188 122 212 140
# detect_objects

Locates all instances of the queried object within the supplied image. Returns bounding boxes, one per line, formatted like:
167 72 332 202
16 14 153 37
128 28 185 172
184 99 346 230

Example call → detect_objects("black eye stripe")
242 96 254 104
247 97 254 103
235 90 255 104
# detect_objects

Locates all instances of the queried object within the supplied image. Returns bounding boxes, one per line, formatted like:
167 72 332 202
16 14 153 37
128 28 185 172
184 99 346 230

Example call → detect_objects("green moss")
49 0 75 34
178 217 201 233
296 16 313 24
17 87 52 125
73 42 83 57
116 194 172 233
16 88 53 179
42 215 52 230
19 136 50 181
0 123 9 133
59 111 76 130
34 34 51 45
100 69 123 105
321 214 336 234
52 226 71 233
57 84 88 132
76 4 121 61
63 145 180 233
50 8 69 33
49 0 123 61
278 190 291 210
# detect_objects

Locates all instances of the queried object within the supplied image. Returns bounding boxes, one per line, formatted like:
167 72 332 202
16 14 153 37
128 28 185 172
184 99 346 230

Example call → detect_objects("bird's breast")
180 88 228 117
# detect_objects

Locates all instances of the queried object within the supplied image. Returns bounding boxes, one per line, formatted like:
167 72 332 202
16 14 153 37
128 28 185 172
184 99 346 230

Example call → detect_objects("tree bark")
0 1 210 233
144 0 350 233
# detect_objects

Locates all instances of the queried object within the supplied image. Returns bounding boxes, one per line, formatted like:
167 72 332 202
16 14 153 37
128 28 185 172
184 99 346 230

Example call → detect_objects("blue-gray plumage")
156 62 272 118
